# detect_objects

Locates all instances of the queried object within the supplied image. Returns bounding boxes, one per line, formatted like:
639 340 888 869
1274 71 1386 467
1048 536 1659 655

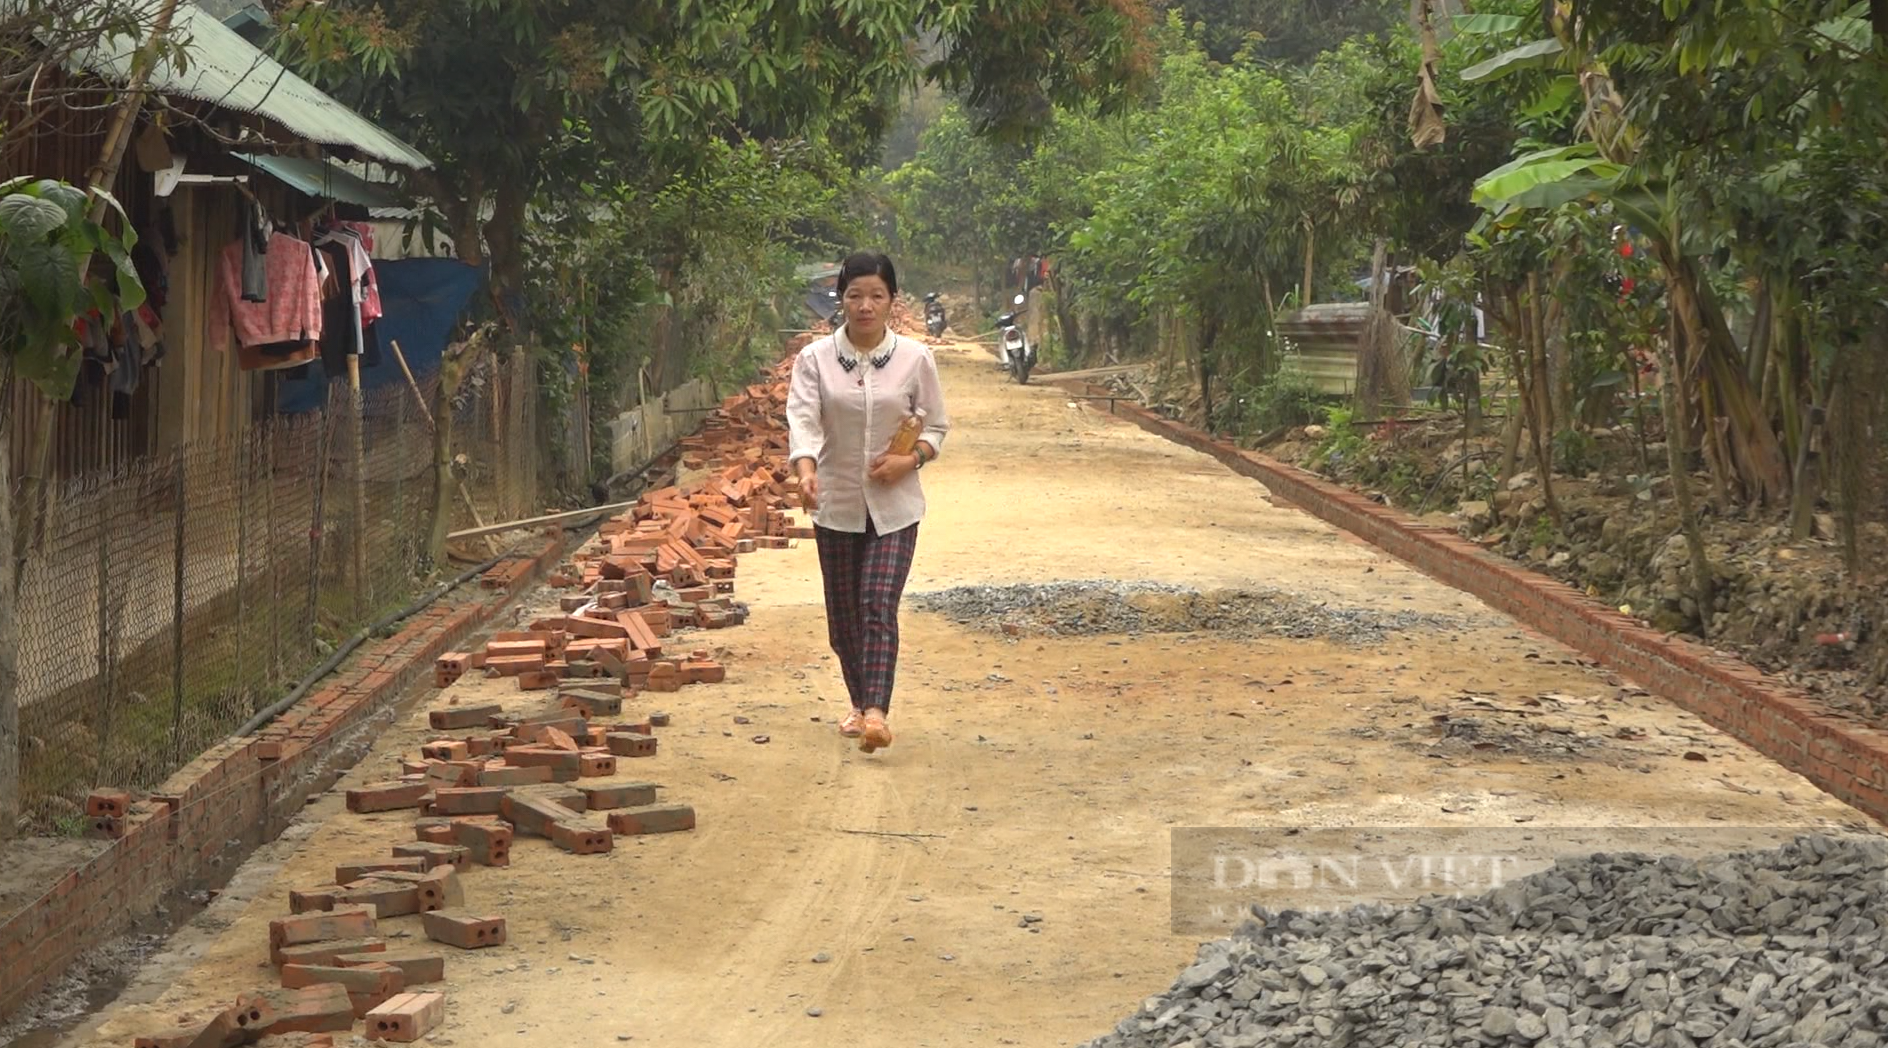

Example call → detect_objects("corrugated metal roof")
234 152 403 207
67 0 432 170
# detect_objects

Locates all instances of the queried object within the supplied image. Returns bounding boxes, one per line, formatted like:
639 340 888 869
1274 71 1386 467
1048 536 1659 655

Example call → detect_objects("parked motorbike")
923 292 947 339
996 294 1034 384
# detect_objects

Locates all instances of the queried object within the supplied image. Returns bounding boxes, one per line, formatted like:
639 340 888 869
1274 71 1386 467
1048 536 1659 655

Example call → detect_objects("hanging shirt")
785 324 950 536
210 230 323 363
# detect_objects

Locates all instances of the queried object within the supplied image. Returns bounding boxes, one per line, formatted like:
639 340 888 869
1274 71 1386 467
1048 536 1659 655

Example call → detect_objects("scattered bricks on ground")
131 366 790 1047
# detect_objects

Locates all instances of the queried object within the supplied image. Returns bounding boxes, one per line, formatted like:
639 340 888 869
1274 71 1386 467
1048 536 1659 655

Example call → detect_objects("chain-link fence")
8 357 541 833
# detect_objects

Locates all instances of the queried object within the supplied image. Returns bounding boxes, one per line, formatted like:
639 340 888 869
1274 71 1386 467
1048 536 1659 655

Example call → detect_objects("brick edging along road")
0 536 567 1026
1061 378 1888 828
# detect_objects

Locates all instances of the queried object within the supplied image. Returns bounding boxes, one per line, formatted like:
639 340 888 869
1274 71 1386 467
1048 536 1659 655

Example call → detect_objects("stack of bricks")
341 684 699 860
434 359 834 698
132 897 451 1045
435 599 731 697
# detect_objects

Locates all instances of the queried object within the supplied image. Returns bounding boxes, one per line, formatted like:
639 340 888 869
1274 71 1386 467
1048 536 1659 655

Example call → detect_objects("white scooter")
995 294 1034 384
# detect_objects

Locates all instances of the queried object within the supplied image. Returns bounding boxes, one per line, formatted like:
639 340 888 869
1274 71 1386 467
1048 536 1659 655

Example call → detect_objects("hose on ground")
234 498 629 740
232 549 514 738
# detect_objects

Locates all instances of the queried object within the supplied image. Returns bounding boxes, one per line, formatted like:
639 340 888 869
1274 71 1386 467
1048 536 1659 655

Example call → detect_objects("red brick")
550 821 614 855
419 910 506 950
335 949 445 986
579 782 659 810
424 762 481 789
563 615 629 640
281 961 404 997
335 878 425 918
289 887 345 914
461 735 497 758
270 905 377 951
428 703 500 730
391 841 469 870
513 714 589 742
431 787 509 816
578 753 617 777
346 782 430 814
415 818 457 845
365 991 446 1042
419 740 472 762
478 764 552 788
502 746 581 781
434 656 464 689
451 820 512 867
415 865 465 911
516 669 560 691
606 804 696 836
132 1019 212 1047
233 983 355 1036
498 788 586 836
335 858 427 884
606 733 658 758
486 638 548 658
559 689 624 718
644 663 682 692
85 789 131 818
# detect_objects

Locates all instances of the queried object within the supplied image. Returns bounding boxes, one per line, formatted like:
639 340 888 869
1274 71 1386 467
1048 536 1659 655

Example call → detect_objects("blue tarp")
276 257 486 414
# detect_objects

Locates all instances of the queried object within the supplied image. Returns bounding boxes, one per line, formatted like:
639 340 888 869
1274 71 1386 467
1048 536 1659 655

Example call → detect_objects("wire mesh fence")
8 358 541 834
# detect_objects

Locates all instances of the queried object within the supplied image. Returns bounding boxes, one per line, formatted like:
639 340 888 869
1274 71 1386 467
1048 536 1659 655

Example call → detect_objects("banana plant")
0 177 146 400
1454 4 1794 508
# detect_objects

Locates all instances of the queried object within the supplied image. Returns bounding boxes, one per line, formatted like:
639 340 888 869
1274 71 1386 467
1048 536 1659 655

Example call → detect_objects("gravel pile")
1082 834 1888 1048
910 581 1459 646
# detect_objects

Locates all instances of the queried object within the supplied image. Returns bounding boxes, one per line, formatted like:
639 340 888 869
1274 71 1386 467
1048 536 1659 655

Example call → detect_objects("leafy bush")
1253 349 1322 430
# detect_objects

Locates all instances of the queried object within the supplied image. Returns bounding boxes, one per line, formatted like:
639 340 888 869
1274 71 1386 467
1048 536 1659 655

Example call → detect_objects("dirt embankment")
1101 364 1888 729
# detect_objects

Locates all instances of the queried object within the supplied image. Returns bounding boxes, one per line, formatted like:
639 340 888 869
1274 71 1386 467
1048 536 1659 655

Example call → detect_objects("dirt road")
59 339 1871 1048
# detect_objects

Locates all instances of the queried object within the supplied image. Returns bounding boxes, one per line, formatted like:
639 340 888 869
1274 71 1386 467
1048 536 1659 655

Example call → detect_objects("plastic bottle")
886 409 926 456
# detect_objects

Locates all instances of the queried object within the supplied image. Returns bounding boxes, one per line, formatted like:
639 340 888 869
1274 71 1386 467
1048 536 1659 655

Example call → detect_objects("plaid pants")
815 518 919 713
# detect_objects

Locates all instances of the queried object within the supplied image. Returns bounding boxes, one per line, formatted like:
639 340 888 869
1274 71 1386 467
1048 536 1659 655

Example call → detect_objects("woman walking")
786 251 950 752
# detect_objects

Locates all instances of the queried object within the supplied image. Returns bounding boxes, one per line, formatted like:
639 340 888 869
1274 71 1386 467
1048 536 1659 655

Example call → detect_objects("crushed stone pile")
910 580 1461 646
1082 834 1888 1048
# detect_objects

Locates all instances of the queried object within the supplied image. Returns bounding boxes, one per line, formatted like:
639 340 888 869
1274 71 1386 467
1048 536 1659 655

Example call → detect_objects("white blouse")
785 324 950 535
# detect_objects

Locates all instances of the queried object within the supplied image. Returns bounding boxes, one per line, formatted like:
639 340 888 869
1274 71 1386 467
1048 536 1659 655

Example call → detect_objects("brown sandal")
859 711 893 752
840 710 866 737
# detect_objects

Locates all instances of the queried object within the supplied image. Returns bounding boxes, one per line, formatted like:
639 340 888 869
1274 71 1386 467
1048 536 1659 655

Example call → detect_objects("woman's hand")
868 452 919 485
797 462 820 510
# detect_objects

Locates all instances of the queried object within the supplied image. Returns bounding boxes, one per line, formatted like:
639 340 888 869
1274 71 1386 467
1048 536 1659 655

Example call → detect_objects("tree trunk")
1664 247 1789 505
1463 361 1483 439
482 181 529 332
427 329 493 566
0 392 19 839
1047 268 1083 363
648 263 683 394
1198 315 1219 430
1545 258 1574 430
1524 273 1563 528
1659 312 1715 633
1301 224 1316 306
1668 256 1734 512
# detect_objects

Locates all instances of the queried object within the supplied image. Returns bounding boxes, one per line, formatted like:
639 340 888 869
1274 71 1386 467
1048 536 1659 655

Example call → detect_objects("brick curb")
1062 378 1888 827
0 535 567 1025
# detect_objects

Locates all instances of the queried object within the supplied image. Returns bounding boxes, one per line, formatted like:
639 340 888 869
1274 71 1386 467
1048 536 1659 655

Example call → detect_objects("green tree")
1155 0 1400 66
276 0 1154 327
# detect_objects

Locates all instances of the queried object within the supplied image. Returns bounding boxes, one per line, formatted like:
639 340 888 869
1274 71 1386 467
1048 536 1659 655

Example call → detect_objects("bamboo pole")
347 356 368 616
447 500 639 541
388 340 436 430
85 0 182 223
